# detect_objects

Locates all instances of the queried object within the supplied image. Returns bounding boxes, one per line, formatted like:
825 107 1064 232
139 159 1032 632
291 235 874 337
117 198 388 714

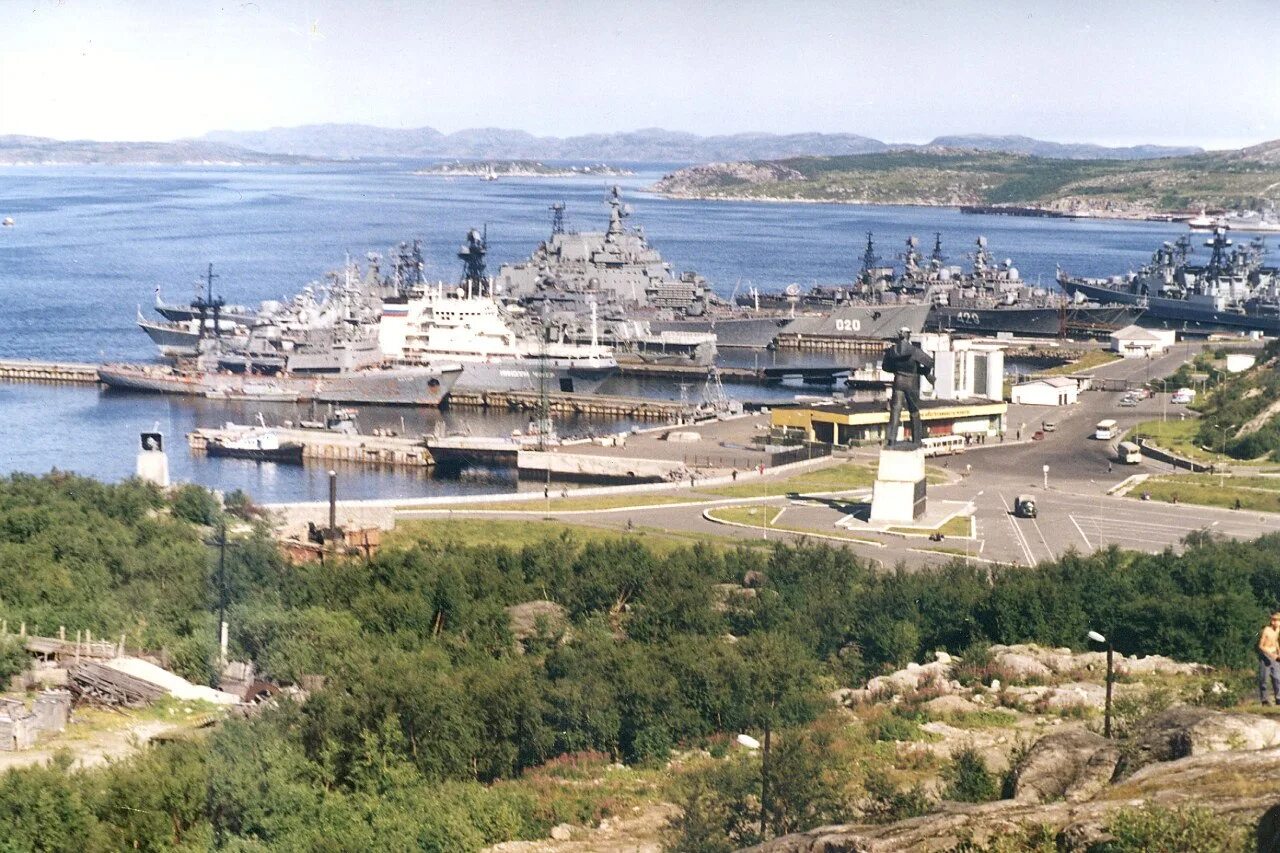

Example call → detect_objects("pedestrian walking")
1259 612 1280 705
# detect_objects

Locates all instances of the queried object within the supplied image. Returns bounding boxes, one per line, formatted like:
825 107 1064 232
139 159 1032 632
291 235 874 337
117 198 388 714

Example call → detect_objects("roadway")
494 342 1280 567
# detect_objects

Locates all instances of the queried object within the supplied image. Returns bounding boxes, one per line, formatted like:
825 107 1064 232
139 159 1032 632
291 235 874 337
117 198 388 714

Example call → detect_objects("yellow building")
771 398 1007 445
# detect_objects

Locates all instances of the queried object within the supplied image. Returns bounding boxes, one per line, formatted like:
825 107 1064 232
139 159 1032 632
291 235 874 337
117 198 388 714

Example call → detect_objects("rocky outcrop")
746 747 1280 852
1009 730 1120 804
1124 706 1280 773
985 644 1207 683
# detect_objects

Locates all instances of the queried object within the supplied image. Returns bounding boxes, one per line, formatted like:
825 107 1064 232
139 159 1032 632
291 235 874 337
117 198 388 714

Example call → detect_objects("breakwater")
0 359 99 384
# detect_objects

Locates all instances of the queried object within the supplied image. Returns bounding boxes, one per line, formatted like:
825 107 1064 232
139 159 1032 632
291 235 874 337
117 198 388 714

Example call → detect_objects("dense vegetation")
1157 340 1280 461
0 473 1277 850
654 144 1280 212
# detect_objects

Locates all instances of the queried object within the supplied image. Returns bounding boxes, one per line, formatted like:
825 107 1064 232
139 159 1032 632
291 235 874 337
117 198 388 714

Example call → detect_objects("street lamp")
1219 426 1228 488
1087 630 1114 738
1042 464 1050 490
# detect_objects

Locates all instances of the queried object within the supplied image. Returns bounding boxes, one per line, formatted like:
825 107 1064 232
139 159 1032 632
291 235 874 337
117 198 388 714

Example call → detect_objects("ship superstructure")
1057 229 1280 335
380 229 618 394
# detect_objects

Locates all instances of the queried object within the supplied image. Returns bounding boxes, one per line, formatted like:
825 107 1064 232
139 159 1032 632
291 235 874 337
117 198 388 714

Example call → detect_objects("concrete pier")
189 427 433 467
0 359 100 384
444 389 690 420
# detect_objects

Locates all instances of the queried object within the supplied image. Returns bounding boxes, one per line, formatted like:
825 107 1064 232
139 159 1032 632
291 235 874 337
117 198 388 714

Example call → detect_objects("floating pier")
190 427 433 467
0 359 100 384
615 362 763 382
773 334 890 353
444 389 689 420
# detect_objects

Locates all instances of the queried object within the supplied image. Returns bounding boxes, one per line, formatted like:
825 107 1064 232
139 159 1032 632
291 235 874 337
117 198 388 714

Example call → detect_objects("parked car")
1032 430 1045 441
1014 494 1038 518
1118 397 1138 407
1041 421 1057 432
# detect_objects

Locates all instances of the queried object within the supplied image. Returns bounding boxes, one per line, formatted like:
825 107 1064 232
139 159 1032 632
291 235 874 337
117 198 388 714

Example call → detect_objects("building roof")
1110 324 1165 342
1015 377 1077 389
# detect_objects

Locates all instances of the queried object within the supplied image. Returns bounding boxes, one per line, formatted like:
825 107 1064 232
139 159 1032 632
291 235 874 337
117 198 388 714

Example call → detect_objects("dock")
189 427 433 467
444 389 690 420
0 359 100 384
615 362 764 383
773 333 891 353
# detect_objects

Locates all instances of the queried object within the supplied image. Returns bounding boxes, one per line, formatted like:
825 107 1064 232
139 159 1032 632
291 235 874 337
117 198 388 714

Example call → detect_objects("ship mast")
458 228 488 299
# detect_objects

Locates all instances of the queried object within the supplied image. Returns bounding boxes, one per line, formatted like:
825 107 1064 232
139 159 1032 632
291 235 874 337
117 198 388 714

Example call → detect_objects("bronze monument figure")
882 327 934 448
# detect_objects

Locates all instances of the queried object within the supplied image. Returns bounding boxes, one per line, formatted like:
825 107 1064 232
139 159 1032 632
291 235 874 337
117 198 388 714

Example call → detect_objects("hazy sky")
2 0 1277 148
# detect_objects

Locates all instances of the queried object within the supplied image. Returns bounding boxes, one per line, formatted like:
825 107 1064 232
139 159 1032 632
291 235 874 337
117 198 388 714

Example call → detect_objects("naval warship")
497 189 927 352
1057 230 1280 336
379 229 618 394
741 233 1141 338
104 259 463 406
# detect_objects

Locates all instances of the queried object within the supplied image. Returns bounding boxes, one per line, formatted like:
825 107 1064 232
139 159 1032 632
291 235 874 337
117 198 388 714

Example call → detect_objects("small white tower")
136 427 169 487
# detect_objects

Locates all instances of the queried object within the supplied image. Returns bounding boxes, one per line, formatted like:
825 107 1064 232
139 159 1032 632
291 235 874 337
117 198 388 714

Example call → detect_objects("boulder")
1011 730 1120 804
1041 682 1108 711
549 823 572 841
866 660 953 698
989 650 1052 682
921 694 989 717
1127 706 1280 773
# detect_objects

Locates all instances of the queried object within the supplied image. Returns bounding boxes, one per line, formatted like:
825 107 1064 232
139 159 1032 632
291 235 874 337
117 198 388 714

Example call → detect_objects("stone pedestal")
136 450 169 488
869 447 926 524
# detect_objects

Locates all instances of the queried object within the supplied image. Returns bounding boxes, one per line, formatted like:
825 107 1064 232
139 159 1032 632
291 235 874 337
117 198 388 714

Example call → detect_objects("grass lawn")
388 517 760 554
702 461 876 498
1130 418 1219 462
705 503 882 544
1041 350 1122 375
401 493 697 513
887 514 974 538
1134 474 1280 513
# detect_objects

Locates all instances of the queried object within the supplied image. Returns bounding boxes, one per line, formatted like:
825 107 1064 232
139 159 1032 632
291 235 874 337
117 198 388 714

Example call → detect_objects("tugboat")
205 416 304 465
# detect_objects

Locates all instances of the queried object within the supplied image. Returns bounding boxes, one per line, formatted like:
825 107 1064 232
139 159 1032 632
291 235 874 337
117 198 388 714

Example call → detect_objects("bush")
943 748 999 803
171 484 221 526
1094 804 1251 853
0 635 27 683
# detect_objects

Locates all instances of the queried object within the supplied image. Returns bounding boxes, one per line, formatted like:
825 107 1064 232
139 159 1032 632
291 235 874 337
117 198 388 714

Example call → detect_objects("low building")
1110 325 1176 358
1010 376 1079 406
916 334 1006 401
771 397 1007 446
1225 352 1257 373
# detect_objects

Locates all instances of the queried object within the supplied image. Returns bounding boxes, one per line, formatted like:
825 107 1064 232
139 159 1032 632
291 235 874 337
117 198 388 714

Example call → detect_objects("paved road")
408 342 1279 568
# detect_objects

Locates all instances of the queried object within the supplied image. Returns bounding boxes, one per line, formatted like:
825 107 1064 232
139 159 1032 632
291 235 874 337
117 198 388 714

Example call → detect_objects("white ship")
380 282 617 395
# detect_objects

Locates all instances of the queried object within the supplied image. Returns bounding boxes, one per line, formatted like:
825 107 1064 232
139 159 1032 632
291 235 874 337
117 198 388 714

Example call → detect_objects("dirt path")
0 718 173 774
485 803 679 853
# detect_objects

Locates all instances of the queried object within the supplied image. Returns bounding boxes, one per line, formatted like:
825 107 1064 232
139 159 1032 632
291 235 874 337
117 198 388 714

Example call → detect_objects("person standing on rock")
1260 612 1280 705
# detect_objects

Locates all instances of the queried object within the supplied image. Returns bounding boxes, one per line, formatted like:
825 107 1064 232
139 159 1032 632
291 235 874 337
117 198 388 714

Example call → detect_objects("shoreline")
645 189 1191 223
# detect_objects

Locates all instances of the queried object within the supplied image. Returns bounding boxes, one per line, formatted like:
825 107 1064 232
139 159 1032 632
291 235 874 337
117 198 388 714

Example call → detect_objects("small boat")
1 217 13 227
205 416 304 464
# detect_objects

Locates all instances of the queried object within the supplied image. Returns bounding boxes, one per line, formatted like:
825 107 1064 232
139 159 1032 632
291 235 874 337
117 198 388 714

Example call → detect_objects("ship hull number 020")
833 318 862 332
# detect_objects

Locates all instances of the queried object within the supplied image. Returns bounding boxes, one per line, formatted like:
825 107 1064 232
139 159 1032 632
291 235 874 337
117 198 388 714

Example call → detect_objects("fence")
682 441 832 471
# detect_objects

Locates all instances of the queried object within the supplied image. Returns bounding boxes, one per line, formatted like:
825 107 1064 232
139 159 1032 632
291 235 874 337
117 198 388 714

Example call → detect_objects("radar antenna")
458 228 488 296
549 202 566 235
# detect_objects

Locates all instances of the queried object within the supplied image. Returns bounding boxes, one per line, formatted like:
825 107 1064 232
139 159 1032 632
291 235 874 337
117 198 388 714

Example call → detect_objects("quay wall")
0 359 99 384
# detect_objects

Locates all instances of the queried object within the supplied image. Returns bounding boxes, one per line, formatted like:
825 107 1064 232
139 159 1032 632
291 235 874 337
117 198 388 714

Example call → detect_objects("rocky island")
652 140 1280 219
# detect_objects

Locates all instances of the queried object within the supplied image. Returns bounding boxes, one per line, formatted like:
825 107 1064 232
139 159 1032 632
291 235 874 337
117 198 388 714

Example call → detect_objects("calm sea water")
0 163 1207 500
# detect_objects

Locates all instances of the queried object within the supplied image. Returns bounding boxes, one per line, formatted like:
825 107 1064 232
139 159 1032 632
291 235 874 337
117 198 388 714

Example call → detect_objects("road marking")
1069 515 1093 549
997 493 1037 566
1028 515 1054 562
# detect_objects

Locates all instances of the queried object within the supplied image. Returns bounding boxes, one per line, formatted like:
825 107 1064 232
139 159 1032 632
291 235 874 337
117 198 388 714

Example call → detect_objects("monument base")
869 447 926 524
136 450 170 488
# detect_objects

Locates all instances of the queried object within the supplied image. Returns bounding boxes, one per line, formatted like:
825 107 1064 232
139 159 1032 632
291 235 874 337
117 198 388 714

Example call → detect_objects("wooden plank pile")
69 662 167 707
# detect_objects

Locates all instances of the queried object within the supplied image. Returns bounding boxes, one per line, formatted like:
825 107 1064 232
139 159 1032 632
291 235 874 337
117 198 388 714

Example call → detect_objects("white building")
916 333 1005 401
1010 376 1079 407
1110 325 1176 358
1225 353 1257 373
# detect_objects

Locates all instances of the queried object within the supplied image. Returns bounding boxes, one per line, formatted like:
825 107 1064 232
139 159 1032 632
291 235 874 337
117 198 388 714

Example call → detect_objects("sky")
1 0 1278 149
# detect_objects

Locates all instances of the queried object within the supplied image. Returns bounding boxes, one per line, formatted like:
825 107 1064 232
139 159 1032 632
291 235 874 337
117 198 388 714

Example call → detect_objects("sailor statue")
881 327 934 448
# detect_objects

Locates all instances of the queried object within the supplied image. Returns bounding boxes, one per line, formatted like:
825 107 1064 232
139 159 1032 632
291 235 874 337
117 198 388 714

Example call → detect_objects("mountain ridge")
198 124 1202 162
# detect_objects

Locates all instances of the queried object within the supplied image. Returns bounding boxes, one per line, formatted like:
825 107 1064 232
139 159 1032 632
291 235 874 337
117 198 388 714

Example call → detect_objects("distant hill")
200 124 891 161
0 135 309 166
925 134 1201 160
652 143 1280 215
200 124 1205 163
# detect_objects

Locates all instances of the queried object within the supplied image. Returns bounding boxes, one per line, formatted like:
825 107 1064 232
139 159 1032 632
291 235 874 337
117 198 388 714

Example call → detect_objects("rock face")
746 747 1280 853
1010 730 1120 804
1125 706 1280 773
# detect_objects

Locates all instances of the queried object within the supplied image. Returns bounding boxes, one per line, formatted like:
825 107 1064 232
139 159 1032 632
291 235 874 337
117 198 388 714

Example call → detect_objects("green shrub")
0 635 27 683
1094 804 1251 853
943 748 999 803
171 483 221 526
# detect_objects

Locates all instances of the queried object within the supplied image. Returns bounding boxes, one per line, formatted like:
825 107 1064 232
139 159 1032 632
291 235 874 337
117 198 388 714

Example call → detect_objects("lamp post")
1087 630 1113 738
1042 464 1049 490
1219 426 1228 488
1161 379 1167 424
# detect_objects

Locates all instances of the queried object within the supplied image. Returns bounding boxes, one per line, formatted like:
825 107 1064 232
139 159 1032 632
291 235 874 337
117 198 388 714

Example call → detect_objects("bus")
921 434 966 457
1117 441 1142 464
1094 419 1118 440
